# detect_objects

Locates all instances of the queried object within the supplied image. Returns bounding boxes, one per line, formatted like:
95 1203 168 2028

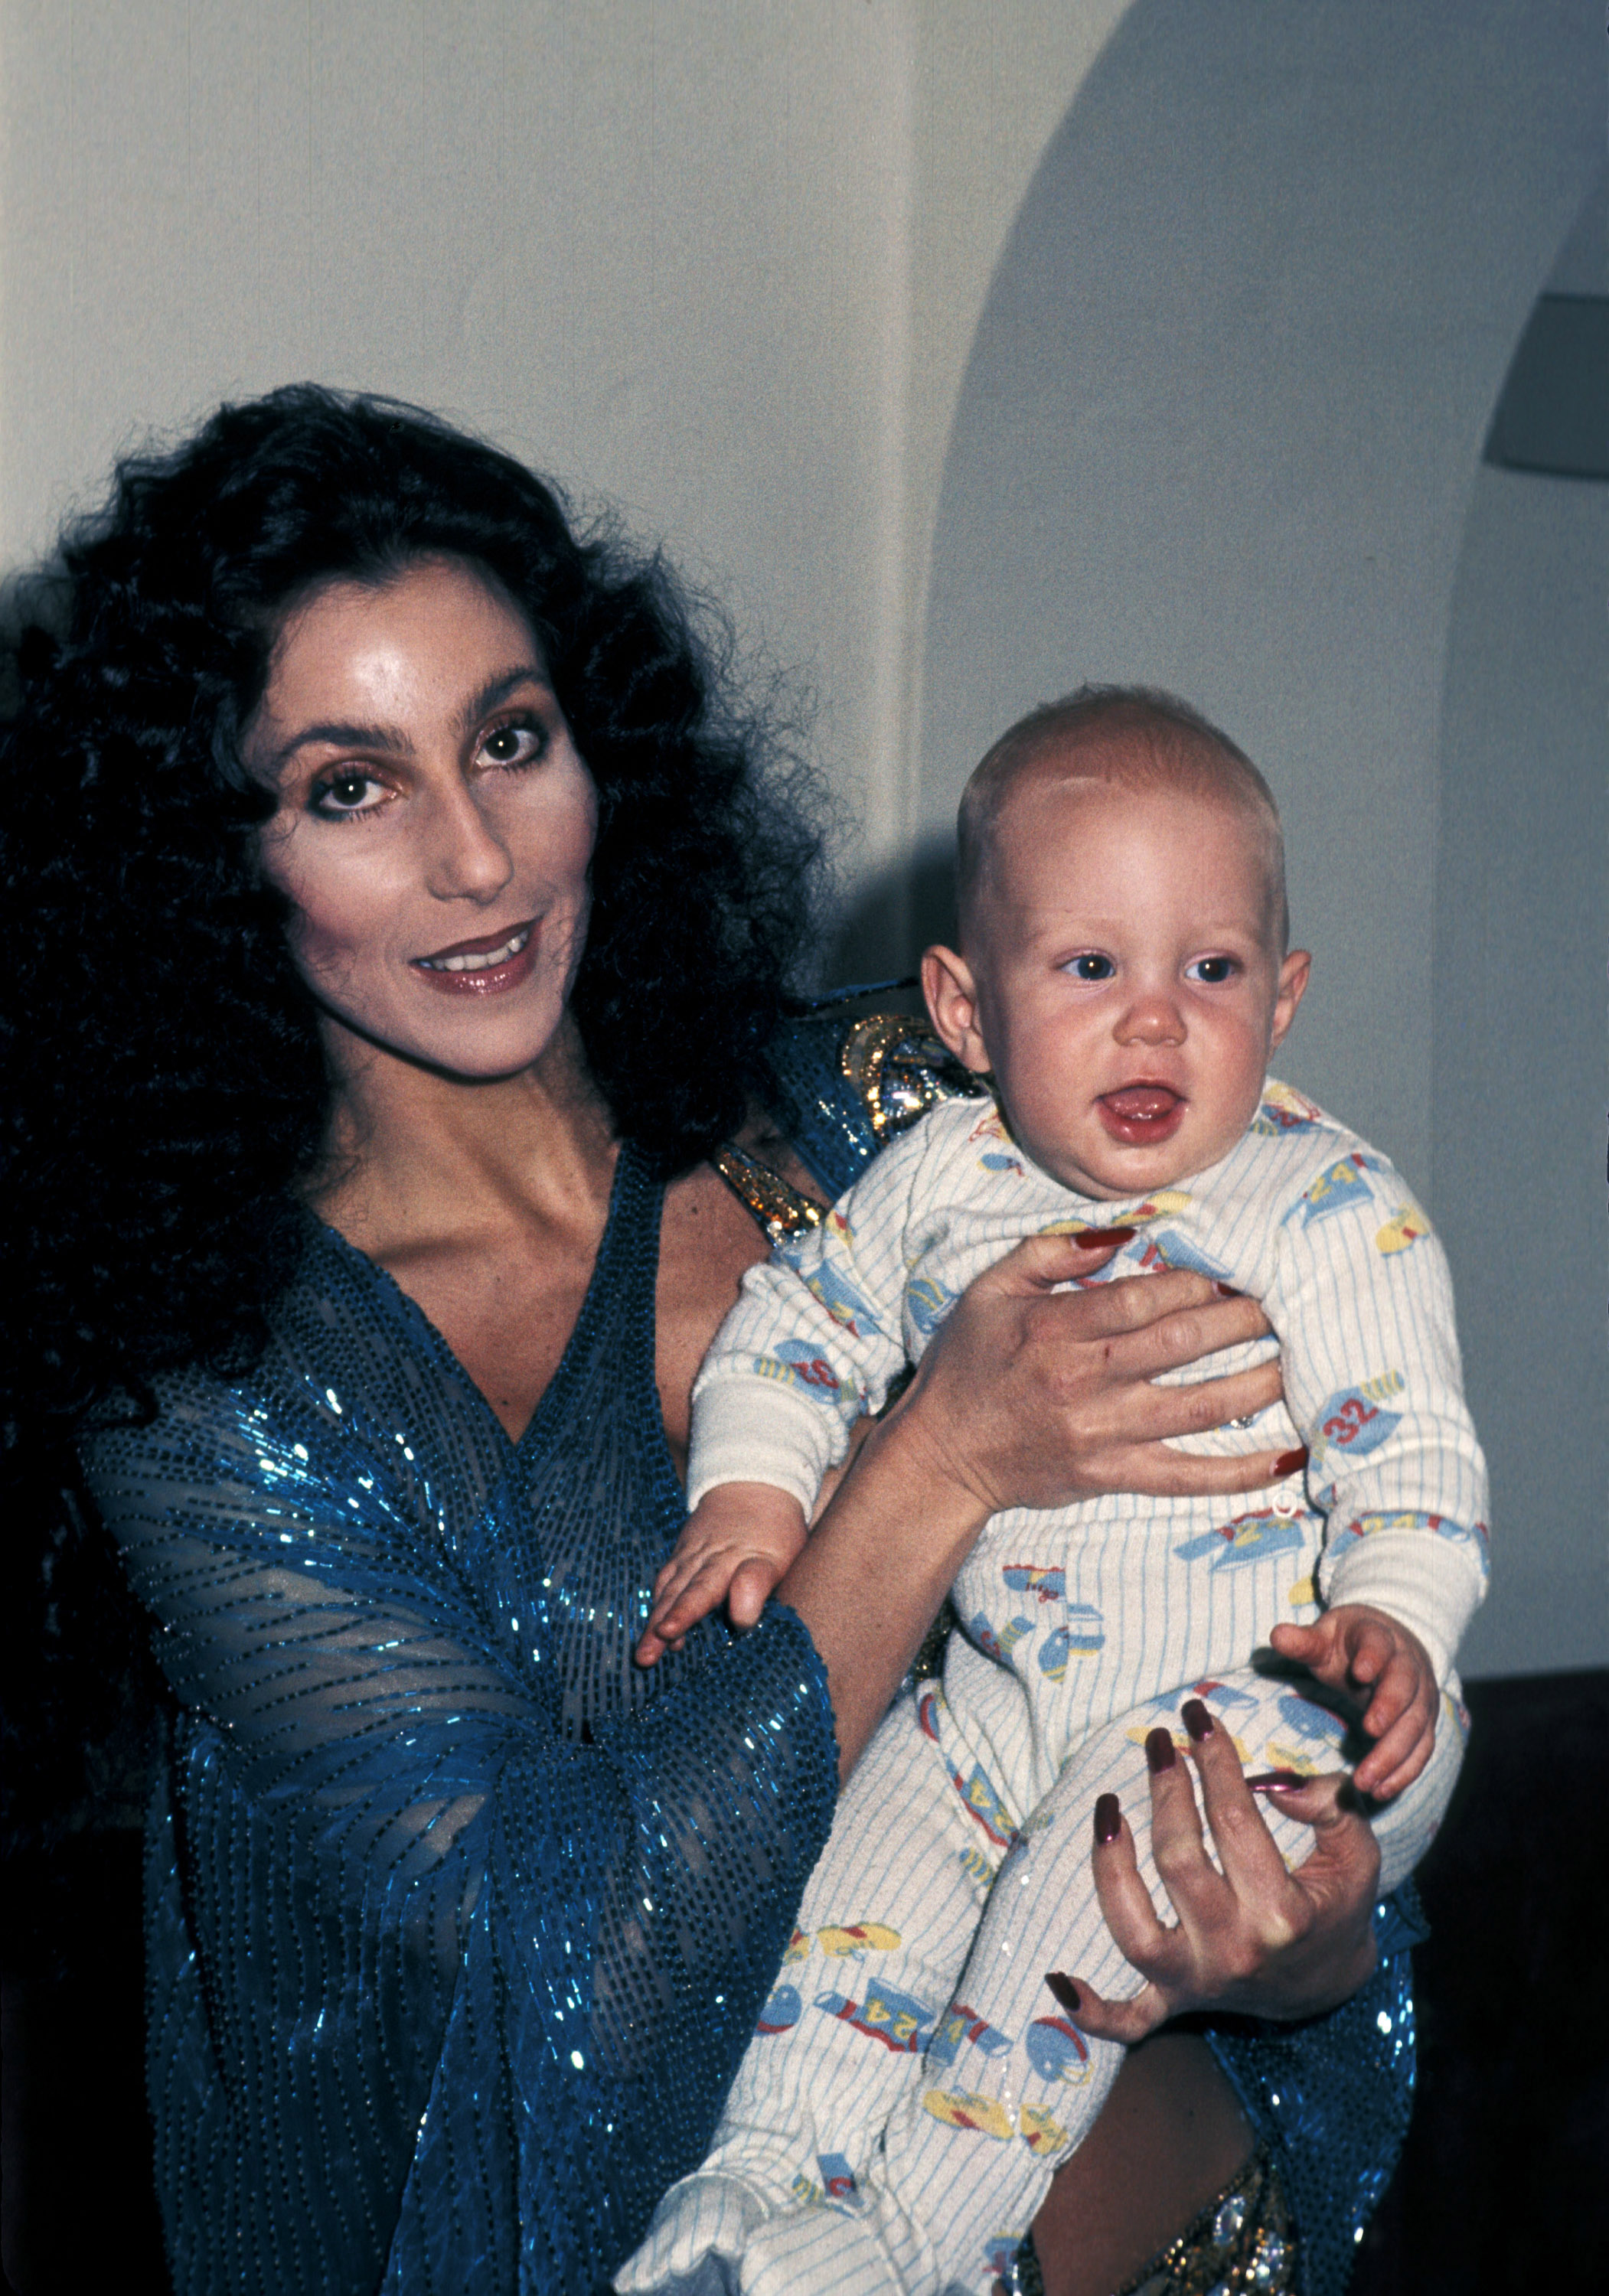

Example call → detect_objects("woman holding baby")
3 388 1417 2296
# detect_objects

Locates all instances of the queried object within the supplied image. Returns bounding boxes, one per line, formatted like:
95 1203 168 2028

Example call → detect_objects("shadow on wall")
825 831 959 987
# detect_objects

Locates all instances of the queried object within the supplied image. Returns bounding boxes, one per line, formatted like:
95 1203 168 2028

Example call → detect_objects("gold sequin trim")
716 1011 984 1238
712 1142 824 1243
1012 2146 1294 2296
838 1012 988 1143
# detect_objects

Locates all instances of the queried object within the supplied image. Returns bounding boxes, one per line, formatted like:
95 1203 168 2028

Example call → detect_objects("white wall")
0 0 1125 887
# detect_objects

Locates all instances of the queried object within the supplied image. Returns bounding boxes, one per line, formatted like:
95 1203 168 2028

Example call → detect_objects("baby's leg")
615 1682 1000 2296
853 1665 1467 2296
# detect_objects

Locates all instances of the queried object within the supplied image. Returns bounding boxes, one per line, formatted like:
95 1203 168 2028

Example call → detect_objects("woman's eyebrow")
266 667 551 775
269 717 410 771
453 664 553 735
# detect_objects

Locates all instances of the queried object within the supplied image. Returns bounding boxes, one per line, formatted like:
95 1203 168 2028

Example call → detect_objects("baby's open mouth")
1097 1084 1186 1144
1101 1085 1181 1123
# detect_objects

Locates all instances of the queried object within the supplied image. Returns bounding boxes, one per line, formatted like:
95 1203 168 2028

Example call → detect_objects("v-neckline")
316 1140 667 1463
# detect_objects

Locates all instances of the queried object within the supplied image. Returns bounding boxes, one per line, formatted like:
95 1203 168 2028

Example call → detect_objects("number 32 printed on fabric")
1311 1374 1405 1465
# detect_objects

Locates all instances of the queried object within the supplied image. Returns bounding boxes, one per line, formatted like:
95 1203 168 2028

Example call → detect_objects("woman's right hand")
887 1228 1301 1518
1050 1710 1382 2038
783 1231 1301 1776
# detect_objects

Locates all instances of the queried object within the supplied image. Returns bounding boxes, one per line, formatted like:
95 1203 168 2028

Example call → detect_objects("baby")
622 687 1487 2296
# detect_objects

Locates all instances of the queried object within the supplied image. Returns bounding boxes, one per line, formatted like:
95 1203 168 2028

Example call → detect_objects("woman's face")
253 556 597 1080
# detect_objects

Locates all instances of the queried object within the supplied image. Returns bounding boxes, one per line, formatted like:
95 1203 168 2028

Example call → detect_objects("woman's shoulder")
81 1221 495 1505
760 985 988 1202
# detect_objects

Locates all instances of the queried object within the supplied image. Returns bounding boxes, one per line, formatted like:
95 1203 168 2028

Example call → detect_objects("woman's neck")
308 1009 619 1267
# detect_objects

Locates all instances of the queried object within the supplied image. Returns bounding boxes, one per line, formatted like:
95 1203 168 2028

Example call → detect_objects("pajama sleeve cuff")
686 1376 848 1515
1321 1526 1489 1690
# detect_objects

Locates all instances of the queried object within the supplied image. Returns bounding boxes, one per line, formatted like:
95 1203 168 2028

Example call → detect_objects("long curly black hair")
0 385 821 1864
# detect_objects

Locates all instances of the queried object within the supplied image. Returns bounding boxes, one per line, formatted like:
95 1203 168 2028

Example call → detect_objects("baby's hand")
1270 1604 1438 1800
635 1483 809 1667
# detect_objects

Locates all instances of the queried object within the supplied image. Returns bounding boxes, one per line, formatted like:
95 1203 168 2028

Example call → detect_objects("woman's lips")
1096 1084 1186 1146
412 920 537 997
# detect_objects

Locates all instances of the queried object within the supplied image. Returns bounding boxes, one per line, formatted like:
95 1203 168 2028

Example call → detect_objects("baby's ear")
1269 948 1312 1049
921 945 992 1073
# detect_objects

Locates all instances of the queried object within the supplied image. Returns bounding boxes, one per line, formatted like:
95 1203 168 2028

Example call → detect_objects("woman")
1 388 1406 2296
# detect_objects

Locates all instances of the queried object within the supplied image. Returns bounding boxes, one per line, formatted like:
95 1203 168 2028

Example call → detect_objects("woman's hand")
888 1228 1301 1518
782 1234 1301 1781
1046 1703 1382 2040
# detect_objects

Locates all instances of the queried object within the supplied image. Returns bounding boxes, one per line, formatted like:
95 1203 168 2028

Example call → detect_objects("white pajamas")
619 1082 1488 2296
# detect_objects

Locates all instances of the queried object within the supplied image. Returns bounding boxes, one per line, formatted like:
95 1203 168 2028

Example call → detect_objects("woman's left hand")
1052 1703 1382 2040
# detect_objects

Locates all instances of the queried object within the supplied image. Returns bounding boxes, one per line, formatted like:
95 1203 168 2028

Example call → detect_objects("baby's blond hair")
956 684 1289 954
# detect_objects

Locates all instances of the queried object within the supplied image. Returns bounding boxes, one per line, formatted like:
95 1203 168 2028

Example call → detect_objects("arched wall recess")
900 0 1603 1678
1431 168 1608 1680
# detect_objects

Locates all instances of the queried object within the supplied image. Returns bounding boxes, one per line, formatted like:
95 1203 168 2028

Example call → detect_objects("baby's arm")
636 1127 931 1666
1267 1141 1489 1795
637 1484 809 1663
1270 1603 1437 1797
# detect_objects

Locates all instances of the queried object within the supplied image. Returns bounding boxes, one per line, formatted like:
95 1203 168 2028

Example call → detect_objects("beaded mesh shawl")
82 1007 1421 2296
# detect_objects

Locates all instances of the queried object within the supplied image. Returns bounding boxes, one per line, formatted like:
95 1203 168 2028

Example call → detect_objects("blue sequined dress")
83 1009 1420 2296
83 1143 839 2295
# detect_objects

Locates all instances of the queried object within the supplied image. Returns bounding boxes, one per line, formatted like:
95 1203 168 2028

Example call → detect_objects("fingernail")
1044 1971 1081 2014
1246 1770 1305 1794
1094 1792 1122 1843
1272 1447 1308 1478
1212 1280 1240 1297
1144 1727 1177 1774
1182 1698 1215 1741
1086 1225 1135 1246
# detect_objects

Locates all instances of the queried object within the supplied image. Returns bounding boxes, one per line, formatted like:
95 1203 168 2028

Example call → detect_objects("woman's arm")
85 1357 840 2290
779 1229 1293 1775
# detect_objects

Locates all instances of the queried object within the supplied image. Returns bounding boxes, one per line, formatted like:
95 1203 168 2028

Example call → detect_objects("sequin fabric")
1203 1887 1425 2296
82 1142 839 2296
82 1009 1423 2296
761 1005 1428 2296
1012 2146 1294 2296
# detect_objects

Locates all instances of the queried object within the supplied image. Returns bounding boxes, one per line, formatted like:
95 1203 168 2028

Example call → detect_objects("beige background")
2 1 1603 1678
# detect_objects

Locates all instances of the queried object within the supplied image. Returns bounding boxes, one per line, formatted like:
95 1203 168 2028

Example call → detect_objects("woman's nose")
1115 992 1186 1046
425 782 514 902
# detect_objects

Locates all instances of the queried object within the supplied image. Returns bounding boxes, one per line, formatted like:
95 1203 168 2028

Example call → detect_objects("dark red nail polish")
1145 1727 1177 1773
1087 1225 1136 1246
1094 1792 1121 1843
1182 1698 1214 1741
1212 1280 1240 1297
1044 1971 1081 2014
1271 1446 1309 1479
1246 1770 1305 1793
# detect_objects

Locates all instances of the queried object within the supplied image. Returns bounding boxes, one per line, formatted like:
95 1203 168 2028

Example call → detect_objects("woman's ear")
921 945 992 1074
1268 948 1312 1051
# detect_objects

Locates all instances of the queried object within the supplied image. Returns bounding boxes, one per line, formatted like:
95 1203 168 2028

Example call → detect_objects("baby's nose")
1115 993 1186 1044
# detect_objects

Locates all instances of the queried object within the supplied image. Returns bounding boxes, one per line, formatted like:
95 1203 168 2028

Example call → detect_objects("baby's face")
928 777 1309 1200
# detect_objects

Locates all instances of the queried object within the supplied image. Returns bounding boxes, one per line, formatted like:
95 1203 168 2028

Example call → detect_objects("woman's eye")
311 769 387 817
1186 956 1236 985
1065 953 1115 982
478 719 549 770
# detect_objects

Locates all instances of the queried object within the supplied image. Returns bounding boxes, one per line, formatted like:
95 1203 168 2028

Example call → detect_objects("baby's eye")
310 769 388 817
478 718 550 770
1185 955 1237 985
1064 953 1115 982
